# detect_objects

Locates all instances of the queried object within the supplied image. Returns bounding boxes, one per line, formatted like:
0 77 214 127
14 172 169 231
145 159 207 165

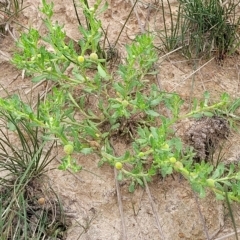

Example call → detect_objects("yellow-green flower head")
90 52 98 61
78 55 85 63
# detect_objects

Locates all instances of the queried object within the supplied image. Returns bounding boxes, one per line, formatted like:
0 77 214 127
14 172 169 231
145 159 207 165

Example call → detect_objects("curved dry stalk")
170 57 214 92
129 0 144 33
214 230 240 240
225 189 239 240
143 177 165 240
114 167 127 240
114 0 138 47
72 0 82 26
110 138 127 239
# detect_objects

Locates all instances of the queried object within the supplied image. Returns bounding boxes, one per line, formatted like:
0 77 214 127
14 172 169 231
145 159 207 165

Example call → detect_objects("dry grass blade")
170 57 214 92
114 0 138 47
225 188 238 240
114 167 127 240
214 230 240 240
110 138 127 239
143 177 165 239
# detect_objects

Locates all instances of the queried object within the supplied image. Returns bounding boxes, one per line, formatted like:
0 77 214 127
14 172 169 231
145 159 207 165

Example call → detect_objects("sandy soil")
1 0 240 239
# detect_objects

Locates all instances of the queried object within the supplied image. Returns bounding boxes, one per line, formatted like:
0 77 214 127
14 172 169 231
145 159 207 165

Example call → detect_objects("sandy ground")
1 0 240 239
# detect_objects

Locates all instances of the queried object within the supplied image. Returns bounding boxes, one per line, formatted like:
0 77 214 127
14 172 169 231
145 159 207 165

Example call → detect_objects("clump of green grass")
158 0 187 51
0 99 69 239
159 0 240 59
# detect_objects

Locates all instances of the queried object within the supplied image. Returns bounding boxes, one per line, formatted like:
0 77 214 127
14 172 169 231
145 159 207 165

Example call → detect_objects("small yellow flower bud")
78 55 85 63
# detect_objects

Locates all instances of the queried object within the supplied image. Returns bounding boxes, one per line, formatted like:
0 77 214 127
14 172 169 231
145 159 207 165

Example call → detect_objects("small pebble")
38 197 45 205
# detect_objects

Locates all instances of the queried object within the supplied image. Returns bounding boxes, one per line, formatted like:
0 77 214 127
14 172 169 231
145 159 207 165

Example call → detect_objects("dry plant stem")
188 60 197 111
5 23 17 41
72 0 81 26
236 64 240 94
144 3 156 30
110 139 127 239
214 230 240 240
8 73 20 85
43 80 50 103
0 49 11 61
114 167 127 240
129 0 144 33
225 189 239 240
32 84 56 109
25 79 47 94
199 71 206 92
0 73 20 91
158 46 183 59
158 47 183 93
193 191 210 240
155 67 162 90
114 0 138 47
210 227 222 240
170 57 215 92
143 177 165 239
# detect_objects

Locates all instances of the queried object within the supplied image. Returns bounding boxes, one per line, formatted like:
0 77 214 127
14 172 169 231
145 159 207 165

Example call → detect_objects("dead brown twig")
143 177 165 240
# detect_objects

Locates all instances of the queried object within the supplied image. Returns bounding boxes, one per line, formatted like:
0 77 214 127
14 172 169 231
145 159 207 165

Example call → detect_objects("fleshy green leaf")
81 148 93 155
117 171 123 181
145 109 160 117
129 181 135 192
32 74 47 82
98 64 108 79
